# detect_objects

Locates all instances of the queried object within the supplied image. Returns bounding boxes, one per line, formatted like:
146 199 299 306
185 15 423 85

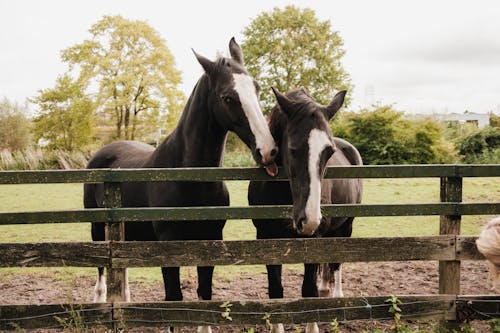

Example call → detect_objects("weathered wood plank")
0 237 457 268
439 177 462 296
111 236 456 267
1 203 498 225
117 295 455 326
0 164 498 184
0 296 456 329
0 242 109 267
456 295 500 321
0 303 112 330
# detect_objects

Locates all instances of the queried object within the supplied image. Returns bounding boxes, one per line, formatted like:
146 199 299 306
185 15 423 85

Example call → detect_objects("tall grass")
0 148 90 170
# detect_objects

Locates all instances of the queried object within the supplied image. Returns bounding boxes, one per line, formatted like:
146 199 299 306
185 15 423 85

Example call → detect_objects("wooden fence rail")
0 164 499 331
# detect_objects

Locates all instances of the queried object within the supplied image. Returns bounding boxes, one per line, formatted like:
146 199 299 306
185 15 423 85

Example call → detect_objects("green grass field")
0 177 498 282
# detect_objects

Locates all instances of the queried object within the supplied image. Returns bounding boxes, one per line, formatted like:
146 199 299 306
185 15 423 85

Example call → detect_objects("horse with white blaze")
84 38 278 333
248 87 362 333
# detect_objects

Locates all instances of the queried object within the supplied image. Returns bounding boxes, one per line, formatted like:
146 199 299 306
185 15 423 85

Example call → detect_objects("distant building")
433 112 490 129
409 112 491 129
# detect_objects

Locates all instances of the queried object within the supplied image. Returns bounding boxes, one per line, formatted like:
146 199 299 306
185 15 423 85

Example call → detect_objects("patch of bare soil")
0 261 497 332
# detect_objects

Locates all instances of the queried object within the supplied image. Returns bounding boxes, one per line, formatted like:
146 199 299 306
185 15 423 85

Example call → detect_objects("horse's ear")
229 37 244 65
324 90 347 120
192 49 215 75
272 87 294 118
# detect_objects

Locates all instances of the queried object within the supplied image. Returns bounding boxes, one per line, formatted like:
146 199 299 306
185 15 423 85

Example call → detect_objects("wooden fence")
0 164 499 331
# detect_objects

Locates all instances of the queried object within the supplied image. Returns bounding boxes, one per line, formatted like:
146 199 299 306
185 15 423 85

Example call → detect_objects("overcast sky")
1 0 499 114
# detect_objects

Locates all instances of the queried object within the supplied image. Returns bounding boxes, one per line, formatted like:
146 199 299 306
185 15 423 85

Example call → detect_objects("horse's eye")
222 96 232 104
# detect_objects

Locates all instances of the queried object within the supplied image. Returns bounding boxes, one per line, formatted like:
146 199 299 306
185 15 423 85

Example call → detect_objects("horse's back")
85 140 157 241
333 137 363 167
86 140 154 169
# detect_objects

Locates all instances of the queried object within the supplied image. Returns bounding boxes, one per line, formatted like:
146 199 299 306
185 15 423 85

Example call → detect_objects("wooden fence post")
103 181 127 329
439 176 462 295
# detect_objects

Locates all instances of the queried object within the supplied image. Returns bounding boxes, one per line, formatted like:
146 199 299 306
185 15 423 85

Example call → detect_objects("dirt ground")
0 261 498 332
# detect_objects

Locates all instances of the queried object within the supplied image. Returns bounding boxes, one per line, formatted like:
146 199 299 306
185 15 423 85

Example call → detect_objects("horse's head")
272 87 346 236
193 38 278 175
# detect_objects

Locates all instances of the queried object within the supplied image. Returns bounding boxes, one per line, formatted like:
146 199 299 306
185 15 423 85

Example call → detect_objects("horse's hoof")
305 322 319 333
270 323 284 333
197 325 212 333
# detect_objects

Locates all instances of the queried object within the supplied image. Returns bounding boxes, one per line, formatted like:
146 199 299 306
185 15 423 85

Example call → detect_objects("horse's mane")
267 88 320 146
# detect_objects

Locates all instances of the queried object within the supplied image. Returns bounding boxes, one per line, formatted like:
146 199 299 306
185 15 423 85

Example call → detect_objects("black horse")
248 88 362 333
84 38 278 324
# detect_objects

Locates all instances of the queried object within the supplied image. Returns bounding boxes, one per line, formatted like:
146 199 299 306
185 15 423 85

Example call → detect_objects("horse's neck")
152 76 227 167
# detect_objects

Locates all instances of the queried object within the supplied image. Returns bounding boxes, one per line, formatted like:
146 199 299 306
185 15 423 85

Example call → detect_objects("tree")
31 75 95 151
0 97 31 151
458 126 500 163
490 112 500 127
241 6 352 109
61 15 185 141
332 105 455 165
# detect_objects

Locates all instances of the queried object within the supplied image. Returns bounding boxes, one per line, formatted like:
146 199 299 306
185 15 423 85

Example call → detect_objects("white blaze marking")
303 128 331 235
233 74 275 156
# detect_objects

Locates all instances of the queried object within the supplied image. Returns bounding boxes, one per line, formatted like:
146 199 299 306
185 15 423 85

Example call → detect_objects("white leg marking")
333 265 344 297
233 73 276 155
124 268 131 302
270 323 284 333
306 322 319 333
303 129 332 236
318 273 332 297
93 273 107 303
166 327 174 333
197 326 212 333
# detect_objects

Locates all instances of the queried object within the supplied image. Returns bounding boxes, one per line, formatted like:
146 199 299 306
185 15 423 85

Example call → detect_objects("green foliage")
490 113 500 127
0 148 90 170
488 318 500 332
31 75 95 151
332 105 456 165
220 301 233 321
241 5 352 110
262 313 272 329
61 15 185 141
53 304 86 332
458 126 500 163
0 97 31 151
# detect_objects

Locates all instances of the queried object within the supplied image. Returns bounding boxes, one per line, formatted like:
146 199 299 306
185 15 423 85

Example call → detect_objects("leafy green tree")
31 75 95 151
458 126 500 163
332 105 455 165
490 112 500 127
241 6 351 110
61 15 185 141
0 97 31 151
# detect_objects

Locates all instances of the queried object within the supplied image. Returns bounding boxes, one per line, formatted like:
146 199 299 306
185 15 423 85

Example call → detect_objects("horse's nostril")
270 148 278 157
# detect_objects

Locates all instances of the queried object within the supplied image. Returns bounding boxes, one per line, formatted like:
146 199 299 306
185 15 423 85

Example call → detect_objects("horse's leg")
303 263 319 333
161 266 182 333
91 221 107 303
333 263 344 297
162 267 183 301
327 218 353 298
266 264 284 333
196 266 215 333
93 266 107 303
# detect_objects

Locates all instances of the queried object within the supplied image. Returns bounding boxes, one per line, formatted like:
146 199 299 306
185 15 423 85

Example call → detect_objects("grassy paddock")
0 177 498 282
